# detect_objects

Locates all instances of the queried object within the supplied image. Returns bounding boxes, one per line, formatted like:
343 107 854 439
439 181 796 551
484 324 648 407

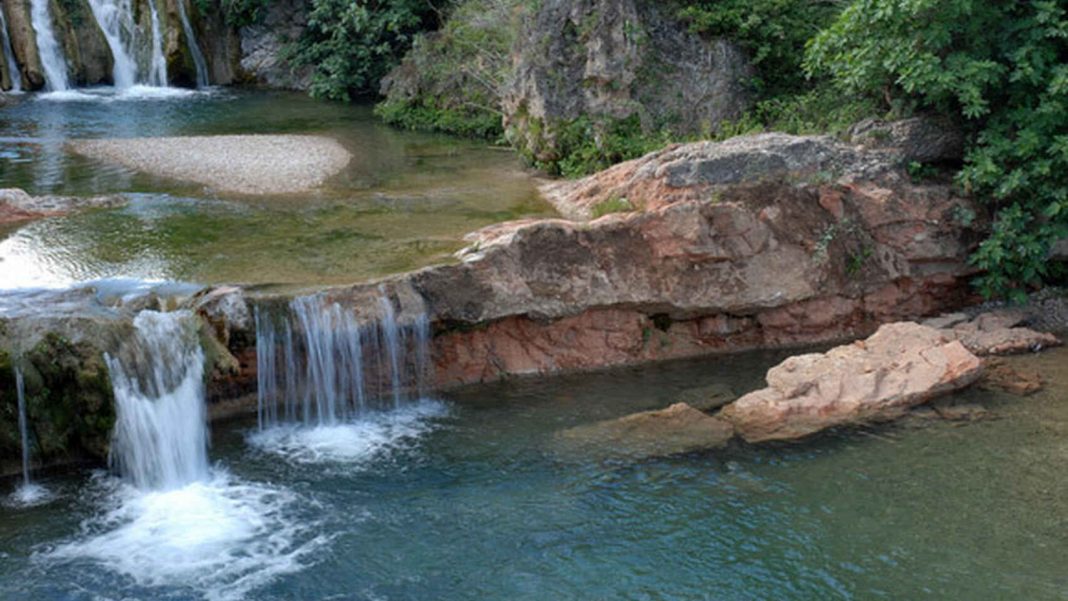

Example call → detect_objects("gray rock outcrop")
503 0 752 165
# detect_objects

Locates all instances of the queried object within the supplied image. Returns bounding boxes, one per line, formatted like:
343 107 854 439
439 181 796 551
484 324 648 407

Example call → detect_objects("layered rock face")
393 134 981 386
502 0 751 164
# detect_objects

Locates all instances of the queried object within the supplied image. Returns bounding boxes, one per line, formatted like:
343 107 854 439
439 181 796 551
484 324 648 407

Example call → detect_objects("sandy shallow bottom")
68 135 352 195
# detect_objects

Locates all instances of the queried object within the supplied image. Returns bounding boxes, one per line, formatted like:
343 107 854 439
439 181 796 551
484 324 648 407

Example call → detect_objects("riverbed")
0 89 549 291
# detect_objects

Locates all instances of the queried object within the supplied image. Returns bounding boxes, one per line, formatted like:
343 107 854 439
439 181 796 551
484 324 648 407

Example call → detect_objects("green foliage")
806 0 1068 299
715 86 882 140
677 0 840 97
590 195 634 219
375 100 502 138
373 0 519 139
293 0 446 102
536 115 675 178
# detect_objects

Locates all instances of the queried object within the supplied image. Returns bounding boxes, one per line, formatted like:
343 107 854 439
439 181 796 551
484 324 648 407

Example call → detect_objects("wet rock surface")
238 0 311 90
718 323 984 443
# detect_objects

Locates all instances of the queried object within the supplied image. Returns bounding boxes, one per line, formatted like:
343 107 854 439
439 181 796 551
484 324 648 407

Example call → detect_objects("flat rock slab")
556 402 735 460
68 135 352 195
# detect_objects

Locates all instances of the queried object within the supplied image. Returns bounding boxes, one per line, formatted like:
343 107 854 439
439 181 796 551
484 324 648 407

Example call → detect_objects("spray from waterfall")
29 0 70 91
255 291 434 431
0 9 23 92
176 0 209 87
84 0 139 89
106 310 208 490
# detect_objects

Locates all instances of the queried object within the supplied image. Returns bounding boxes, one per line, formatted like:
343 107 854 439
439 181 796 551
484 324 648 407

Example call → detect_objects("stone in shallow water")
718 322 984 443
556 402 734 460
68 135 352 195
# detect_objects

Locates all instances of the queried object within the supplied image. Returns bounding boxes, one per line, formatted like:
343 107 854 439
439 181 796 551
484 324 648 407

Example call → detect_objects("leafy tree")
293 0 447 102
806 0 1068 300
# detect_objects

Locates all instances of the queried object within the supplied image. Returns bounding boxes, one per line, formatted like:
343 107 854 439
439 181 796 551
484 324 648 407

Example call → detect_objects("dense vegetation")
807 0 1068 298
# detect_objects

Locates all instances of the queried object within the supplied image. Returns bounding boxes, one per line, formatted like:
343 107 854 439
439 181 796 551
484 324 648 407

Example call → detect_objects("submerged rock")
557 402 734 459
718 323 984 443
979 358 1044 396
0 188 126 224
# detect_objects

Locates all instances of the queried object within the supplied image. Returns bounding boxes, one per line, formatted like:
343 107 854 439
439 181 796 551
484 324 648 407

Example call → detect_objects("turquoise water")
1 348 1065 600
0 90 548 290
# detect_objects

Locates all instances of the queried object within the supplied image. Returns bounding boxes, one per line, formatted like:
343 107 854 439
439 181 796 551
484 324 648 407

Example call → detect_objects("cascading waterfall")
255 292 433 431
176 0 209 87
106 310 208 490
84 0 139 89
0 9 23 92
145 0 168 86
29 0 70 91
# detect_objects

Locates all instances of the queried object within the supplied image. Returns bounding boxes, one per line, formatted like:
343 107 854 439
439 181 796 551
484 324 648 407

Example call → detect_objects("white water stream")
84 0 139 90
0 9 23 92
29 0 70 91
176 0 209 87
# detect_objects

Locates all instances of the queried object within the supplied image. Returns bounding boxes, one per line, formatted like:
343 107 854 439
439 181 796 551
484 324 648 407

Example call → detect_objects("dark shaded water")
0 89 548 290
1 348 1066 600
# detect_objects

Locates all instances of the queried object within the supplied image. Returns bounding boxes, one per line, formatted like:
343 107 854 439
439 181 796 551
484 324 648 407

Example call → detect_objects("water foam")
249 399 448 465
47 471 326 601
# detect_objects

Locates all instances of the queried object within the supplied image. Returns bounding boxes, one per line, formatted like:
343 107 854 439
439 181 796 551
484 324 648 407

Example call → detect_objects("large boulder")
719 323 984 443
502 0 751 167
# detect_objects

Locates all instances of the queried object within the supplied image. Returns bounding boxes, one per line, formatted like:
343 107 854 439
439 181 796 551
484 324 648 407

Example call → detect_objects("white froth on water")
5 482 54 508
46 471 326 601
249 399 449 465
36 86 202 103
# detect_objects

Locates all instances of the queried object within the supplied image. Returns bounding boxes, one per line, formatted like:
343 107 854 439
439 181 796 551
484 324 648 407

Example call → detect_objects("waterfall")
255 291 433 431
15 366 31 487
84 0 139 89
176 0 208 87
106 310 209 490
0 9 23 92
29 0 70 91
145 0 167 86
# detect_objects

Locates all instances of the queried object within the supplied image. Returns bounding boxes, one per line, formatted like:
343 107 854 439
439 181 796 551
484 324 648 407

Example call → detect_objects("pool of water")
1 347 1066 600
0 89 549 290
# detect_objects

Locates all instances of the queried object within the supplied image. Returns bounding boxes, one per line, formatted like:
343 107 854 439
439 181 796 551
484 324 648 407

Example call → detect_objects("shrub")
806 0 1068 300
293 0 447 102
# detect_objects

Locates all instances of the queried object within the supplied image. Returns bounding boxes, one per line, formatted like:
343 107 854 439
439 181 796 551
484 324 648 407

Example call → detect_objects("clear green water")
0 90 549 290
1 348 1066 600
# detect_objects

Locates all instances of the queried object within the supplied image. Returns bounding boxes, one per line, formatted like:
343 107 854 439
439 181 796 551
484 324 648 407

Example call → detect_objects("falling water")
106 310 208 490
84 0 139 89
15 366 30 486
176 0 208 87
145 0 168 86
0 9 23 92
8 364 49 506
255 292 433 430
29 0 70 91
